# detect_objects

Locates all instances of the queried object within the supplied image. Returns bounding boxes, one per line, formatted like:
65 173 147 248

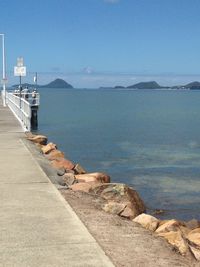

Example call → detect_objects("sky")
1 0 200 88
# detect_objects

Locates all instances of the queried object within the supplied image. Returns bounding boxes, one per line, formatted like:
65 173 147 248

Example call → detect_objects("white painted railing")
5 91 40 131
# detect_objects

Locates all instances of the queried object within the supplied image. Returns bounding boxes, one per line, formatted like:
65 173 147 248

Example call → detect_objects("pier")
0 98 114 266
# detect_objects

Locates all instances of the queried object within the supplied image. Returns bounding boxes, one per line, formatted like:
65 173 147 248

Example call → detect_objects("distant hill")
41 78 73 89
12 79 73 89
185 81 200 90
127 81 166 89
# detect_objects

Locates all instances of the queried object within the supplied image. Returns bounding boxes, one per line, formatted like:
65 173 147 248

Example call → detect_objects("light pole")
0 33 6 107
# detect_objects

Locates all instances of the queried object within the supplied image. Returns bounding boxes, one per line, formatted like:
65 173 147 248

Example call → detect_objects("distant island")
127 81 168 89
102 80 200 90
12 78 73 89
40 78 73 89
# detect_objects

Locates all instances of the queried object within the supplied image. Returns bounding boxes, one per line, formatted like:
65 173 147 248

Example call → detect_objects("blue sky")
1 0 200 87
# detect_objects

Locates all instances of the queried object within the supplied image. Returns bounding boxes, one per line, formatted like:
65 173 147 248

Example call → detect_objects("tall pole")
0 34 6 107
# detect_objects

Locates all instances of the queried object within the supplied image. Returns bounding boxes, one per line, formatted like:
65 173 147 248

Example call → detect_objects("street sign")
14 66 26 76
14 57 26 76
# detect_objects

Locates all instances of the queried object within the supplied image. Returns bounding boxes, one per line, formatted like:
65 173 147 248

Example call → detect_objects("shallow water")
38 88 200 220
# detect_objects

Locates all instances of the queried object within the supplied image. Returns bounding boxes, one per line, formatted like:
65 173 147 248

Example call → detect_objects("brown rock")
120 206 135 219
189 245 200 261
158 231 188 255
179 226 191 237
75 172 110 184
63 173 76 186
73 164 87 174
102 202 126 215
133 213 160 232
185 219 200 230
28 135 47 145
51 158 75 171
158 220 170 227
155 219 184 234
70 182 98 193
90 183 145 219
46 149 65 160
186 228 200 246
41 142 57 154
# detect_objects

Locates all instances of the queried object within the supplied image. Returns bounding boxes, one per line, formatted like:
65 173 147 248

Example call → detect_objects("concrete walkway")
0 101 114 267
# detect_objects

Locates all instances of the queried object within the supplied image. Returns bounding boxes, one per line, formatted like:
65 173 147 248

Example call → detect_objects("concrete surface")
0 100 115 267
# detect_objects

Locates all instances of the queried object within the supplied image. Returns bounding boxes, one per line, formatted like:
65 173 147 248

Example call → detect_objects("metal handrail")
5 91 39 131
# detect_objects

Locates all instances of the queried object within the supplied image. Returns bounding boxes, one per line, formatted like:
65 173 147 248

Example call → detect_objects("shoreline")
25 132 200 265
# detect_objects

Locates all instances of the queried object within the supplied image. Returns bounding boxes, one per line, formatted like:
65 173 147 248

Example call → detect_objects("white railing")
5 91 40 131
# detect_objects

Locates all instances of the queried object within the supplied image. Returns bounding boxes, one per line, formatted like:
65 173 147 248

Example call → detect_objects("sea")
37 88 200 221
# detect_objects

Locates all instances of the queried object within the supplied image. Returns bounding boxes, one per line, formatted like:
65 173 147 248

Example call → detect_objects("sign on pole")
14 57 26 76
14 66 26 76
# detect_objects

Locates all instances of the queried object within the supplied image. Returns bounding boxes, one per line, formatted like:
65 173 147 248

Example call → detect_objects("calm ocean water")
37 88 200 220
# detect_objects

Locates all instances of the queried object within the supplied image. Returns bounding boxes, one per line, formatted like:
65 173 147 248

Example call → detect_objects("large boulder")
46 149 65 160
186 228 200 247
41 143 57 154
102 202 126 215
28 135 47 145
133 213 160 231
75 172 110 184
157 231 188 255
51 158 75 171
179 226 191 237
70 182 98 193
155 219 184 234
90 183 145 219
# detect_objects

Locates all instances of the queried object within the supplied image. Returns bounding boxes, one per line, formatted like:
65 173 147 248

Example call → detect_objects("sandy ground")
60 189 199 267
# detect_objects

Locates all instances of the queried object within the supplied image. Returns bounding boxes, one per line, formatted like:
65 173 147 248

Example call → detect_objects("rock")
186 228 200 246
155 219 184 234
51 158 75 171
90 183 145 219
65 169 75 174
158 220 170 227
73 164 87 174
189 245 200 261
75 172 110 184
120 205 136 219
133 213 160 232
63 173 76 186
102 202 126 215
27 135 47 145
41 143 57 154
185 219 200 230
46 149 65 160
56 167 66 176
70 182 97 193
179 226 191 237
158 231 188 255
